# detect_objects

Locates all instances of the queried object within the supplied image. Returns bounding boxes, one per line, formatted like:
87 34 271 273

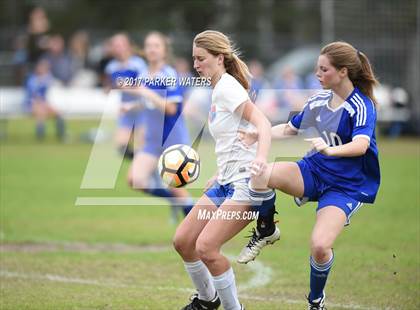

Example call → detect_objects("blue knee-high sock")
36 122 45 140
309 251 334 301
249 186 277 236
55 116 65 140
144 185 176 200
146 172 193 215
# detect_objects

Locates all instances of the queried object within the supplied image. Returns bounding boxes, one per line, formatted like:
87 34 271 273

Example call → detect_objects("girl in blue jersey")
239 41 380 309
105 33 147 159
126 31 193 218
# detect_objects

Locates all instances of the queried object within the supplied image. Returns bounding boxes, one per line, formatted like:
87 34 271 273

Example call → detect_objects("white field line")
0 243 387 309
0 243 269 292
0 270 132 288
0 254 271 293
226 254 272 292
0 242 172 253
0 270 383 309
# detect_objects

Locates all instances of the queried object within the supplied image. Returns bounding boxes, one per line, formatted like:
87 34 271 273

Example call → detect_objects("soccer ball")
158 144 200 188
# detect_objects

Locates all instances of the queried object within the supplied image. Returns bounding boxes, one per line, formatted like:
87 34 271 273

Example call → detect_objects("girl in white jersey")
173 30 278 310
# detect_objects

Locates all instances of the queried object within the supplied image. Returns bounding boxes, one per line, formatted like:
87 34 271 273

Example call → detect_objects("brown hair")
321 41 379 105
193 30 250 89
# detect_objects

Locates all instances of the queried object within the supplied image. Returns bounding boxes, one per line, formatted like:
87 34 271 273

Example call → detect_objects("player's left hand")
249 157 267 176
304 137 332 155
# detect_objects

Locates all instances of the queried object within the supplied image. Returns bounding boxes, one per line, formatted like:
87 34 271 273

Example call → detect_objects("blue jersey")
289 88 380 203
105 55 146 103
139 64 189 146
25 73 53 108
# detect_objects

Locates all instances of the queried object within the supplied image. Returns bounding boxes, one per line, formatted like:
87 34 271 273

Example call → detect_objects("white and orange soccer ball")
158 144 200 188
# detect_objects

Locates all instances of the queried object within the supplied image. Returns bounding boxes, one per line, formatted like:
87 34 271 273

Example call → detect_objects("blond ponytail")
224 52 250 89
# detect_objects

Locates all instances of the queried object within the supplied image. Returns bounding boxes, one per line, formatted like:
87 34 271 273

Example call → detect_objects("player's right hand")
238 129 258 148
249 157 267 177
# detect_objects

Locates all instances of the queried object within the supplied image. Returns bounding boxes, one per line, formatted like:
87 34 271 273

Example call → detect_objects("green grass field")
1 119 419 310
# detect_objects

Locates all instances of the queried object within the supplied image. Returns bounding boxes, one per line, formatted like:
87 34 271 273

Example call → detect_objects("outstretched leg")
238 161 305 264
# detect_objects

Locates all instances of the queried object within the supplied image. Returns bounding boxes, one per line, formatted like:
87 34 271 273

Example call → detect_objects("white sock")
184 260 216 301
212 267 241 310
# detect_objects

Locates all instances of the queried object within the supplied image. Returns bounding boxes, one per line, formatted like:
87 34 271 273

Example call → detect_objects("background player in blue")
25 58 66 141
105 33 146 159
125 31 193 219
238 41 380 309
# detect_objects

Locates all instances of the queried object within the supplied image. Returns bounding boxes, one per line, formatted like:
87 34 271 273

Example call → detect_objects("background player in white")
239 41 381 309
173 30 279 310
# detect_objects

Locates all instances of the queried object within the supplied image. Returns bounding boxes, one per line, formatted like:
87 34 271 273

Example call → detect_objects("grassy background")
1 119 419 309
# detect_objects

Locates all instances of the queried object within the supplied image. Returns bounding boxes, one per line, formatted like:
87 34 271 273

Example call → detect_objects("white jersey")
208 73 257 185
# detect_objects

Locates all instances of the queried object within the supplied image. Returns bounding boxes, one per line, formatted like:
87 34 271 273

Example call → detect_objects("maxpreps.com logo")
208 104 216 123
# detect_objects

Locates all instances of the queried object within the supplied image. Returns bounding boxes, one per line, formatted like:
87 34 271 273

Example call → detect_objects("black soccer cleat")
307 292 326 310
181 292 221 310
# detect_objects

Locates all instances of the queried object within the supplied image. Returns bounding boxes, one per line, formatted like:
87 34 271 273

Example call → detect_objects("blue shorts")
118 110 144 129
297 159 363 225
205 179 252 208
